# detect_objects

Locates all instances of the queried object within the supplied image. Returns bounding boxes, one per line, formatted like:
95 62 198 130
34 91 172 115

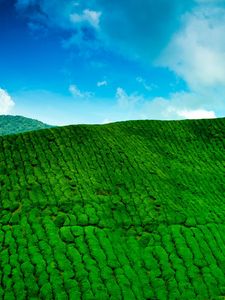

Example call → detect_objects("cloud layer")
0 88 15 114
155 2 225 119
159 5 225 90
11 0 225 122
15 0 195 60
114 89 217 121
69 84 93 99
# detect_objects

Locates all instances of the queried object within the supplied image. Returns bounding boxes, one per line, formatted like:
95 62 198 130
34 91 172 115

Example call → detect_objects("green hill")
0 115 52 136
1 118 225 299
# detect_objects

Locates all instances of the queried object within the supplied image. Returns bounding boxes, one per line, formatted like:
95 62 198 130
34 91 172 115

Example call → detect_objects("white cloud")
16 1 101 30
97 80 107 87
155 3 225 119
69 84 93 99
143 91 218 120
70 9 101 28
175 109 216 119
136 77 156 91
114 88 218 121
116 87 142 109
116 88 129 108
69 84 83 98
0 88 15 114
158 5 225 91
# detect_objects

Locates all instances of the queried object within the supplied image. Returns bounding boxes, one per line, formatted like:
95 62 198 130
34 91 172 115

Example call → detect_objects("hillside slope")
1 118 225 299
0 115 52 136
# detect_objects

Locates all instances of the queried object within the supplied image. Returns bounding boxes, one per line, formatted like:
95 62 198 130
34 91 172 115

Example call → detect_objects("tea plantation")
0 115 52 136
1 118 225 299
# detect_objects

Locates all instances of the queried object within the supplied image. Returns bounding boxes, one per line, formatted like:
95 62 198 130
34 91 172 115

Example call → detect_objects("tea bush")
1 118 225 299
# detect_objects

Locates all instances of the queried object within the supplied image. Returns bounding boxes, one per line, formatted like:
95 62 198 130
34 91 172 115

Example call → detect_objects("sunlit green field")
1 118 225 299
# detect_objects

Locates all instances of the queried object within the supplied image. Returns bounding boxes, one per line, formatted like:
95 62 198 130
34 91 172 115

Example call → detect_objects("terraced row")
1 118 225 299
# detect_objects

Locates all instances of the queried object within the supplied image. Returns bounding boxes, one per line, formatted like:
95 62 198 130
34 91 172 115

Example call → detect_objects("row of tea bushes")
1 118 225 298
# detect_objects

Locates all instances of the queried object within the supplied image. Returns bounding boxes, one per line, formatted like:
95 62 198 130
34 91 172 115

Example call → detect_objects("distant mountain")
0 115 52 136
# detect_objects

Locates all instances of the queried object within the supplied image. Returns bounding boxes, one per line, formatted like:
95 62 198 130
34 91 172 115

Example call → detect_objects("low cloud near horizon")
0 88 15 115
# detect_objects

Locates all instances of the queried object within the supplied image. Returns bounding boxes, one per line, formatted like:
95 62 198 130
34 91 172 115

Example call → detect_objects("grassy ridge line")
0 115 52 136
1 118 225 299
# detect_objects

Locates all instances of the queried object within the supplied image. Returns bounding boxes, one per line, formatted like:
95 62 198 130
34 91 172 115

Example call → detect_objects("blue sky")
1 0 225 125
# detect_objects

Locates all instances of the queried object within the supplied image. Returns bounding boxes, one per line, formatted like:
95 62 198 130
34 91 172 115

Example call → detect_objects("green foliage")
0 115 52 136
1 118 225 299
60 226 74 242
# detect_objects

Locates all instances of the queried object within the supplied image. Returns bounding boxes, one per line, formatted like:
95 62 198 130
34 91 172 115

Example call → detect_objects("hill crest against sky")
0 115 52 136
1 118 225 298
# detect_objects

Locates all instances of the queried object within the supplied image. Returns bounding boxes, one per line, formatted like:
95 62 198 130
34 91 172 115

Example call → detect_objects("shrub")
40 283 53 300
60 226 74 243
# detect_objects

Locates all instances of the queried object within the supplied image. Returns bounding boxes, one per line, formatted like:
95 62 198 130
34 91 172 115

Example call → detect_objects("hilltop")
1 118 225 299
0 115 52 136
